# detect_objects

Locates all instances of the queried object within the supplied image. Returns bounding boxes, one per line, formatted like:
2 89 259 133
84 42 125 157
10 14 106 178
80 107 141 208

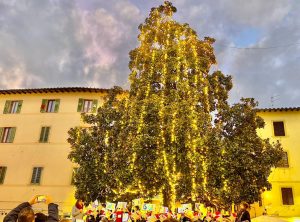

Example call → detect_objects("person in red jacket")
115 208 124 222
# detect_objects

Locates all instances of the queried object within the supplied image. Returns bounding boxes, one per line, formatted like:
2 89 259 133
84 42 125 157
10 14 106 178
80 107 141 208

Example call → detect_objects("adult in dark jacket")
4 195 58 222
235 202 251 222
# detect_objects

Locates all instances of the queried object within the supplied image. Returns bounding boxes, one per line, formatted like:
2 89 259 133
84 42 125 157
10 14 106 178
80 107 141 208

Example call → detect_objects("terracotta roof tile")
257 107 300 112
0 87 111 95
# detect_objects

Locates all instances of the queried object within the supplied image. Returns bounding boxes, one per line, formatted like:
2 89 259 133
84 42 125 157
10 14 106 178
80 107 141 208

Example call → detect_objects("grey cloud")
165 0 300 107
0 0 299 107
0 0 141 89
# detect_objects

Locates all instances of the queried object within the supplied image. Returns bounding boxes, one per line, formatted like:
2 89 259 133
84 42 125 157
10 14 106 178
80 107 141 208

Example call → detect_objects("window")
39 127 50 143
0 127 16 143
40 99 60 113
46 100 55 112
3 100 23 114
273 121 285 136
77 99 98 113
83 100 93 113
71 168 78 185
277 152 289 168
0 166 7 184
281 188 294 205
31 167 43 184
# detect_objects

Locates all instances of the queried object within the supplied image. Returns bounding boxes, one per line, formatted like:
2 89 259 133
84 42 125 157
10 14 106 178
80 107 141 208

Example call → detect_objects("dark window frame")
1 127 16 143
281 187 294 205
31 167 43 185
39 127 51 143
3 100 23 114
273 121 285 137
9 101 20 113
0 166 7 184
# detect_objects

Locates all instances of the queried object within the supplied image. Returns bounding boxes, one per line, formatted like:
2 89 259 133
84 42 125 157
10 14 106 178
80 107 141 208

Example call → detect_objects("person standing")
72 199 85 222
4 195 58 222
235 202 251 222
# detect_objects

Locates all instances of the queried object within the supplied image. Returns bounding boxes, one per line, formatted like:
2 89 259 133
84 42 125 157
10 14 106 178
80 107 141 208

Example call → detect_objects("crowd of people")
3 196 251 222
72 200 250 222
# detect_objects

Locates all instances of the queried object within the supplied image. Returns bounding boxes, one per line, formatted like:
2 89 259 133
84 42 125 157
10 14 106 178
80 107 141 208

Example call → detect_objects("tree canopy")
68 1 283 210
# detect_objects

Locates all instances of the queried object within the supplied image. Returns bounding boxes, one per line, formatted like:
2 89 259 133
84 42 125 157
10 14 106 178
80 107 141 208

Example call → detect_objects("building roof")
257 107 300 112
0 87 111 95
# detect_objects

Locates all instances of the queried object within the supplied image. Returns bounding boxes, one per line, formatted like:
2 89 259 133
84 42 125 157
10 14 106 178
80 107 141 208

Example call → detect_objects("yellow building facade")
257 108 300 217
0 88 299 219
0 87 109 220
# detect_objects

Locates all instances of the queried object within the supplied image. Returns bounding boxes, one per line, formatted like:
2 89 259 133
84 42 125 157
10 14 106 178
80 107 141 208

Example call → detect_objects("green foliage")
206 98 283 208
68 87 135 202
68 1 284 209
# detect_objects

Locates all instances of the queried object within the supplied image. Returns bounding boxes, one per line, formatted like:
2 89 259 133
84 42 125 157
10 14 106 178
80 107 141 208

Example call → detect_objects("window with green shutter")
0 127 16 143
77 99 98 113
40 99 48 113
16 100 23 113
77 99 84 112
91 99 98 113
0 166 7 184
3 101 11 114
3 100 23 114
0 128 3 142
31 167 43 184
54 99 60 112
40 99 60 113
39 127 50 143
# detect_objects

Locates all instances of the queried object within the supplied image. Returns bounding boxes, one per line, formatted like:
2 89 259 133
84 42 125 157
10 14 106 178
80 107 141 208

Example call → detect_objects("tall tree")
127 1 234 208
68 1 283 210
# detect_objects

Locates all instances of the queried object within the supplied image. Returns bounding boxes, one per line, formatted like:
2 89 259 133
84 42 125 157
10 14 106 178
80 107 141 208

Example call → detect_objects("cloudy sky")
0 0 299 107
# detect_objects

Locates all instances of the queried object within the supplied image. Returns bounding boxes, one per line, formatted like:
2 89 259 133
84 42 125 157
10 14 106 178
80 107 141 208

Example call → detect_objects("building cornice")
0 87 111 95
256 107 300 112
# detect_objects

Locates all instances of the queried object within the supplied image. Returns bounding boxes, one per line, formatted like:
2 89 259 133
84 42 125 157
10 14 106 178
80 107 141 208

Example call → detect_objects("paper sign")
142 203 154 211
106 202 116 211
163 207 169 213
178 203 192 214
117 202 127 210
132 198 143 207
177 207 185 214
181 203 192 210
122 213 129 222
92 200 99 208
